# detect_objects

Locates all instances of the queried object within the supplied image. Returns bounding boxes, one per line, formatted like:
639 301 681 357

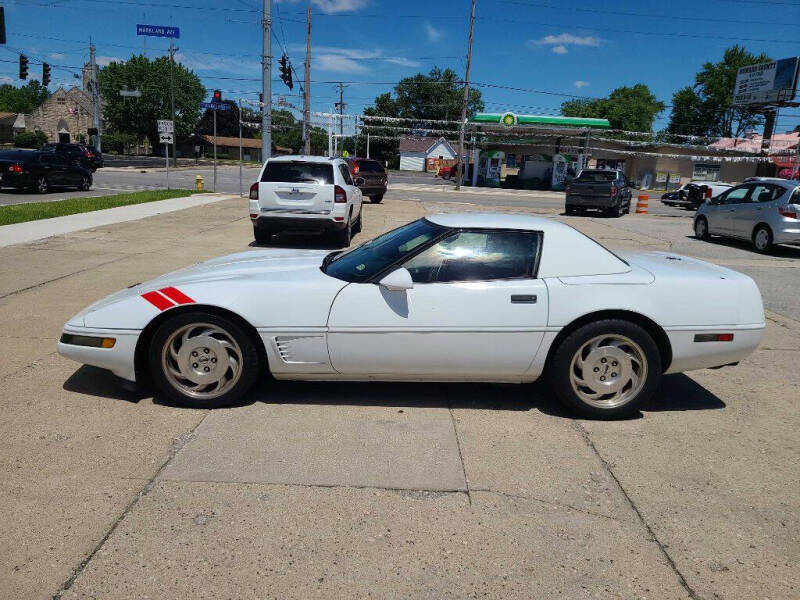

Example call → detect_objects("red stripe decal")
142 291 175 311
159 286 195 305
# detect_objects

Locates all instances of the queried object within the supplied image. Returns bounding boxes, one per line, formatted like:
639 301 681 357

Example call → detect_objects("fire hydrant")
195 175 204 192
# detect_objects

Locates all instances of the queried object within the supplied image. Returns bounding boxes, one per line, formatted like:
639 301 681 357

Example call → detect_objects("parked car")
0 150 93 193
694 178 800 252
42 142 104 172
58 213 765 419
344 157 387 203
684 181 732 209
661 186 686 206
565 169 633 217
249 155 363 246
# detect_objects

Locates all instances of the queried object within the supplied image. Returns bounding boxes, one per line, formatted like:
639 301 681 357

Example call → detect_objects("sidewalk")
0 193 234 248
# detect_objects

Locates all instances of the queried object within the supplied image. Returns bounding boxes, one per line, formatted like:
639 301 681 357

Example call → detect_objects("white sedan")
58 213 765 418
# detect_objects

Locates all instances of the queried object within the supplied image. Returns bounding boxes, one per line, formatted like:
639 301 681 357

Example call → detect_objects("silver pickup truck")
565 169 633 218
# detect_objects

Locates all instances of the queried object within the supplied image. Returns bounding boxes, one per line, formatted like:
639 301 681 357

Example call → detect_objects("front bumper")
57 325 141 382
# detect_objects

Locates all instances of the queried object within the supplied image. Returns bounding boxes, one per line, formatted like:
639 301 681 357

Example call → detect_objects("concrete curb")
0 193 235 248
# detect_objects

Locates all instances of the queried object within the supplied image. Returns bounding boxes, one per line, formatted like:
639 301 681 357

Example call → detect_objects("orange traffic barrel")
635 194 649 214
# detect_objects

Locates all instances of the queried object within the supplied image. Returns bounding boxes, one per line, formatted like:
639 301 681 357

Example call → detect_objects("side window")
749 184 778 203
338 164 353 185
722 185 751 205
51 155 67 167
403 230 539 284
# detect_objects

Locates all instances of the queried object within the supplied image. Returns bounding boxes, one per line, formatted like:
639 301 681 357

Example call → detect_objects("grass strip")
0 189 196 226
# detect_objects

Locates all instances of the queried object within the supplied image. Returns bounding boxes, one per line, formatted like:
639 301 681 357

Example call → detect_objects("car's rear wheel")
694 216 710 240
149 312 261 409
371 194 384 204
565 205 575 215
79 175 91 191
253 226 272 245
547 319 662 419
34 176 49 194
335 214 352 247
752 225 772 253
353 208 362 233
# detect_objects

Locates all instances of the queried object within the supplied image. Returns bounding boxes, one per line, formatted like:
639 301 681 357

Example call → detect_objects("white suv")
249 155 363 246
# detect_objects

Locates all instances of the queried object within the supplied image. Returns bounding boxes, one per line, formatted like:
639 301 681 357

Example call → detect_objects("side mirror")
354 177 365 186
378 268 413 291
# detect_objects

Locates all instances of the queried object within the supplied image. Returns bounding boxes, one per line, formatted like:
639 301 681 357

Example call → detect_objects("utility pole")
455 0 476 191
303 6 311 155
261 0 272 161
213 107 217 192
335 82 346 141
89 41 102 153
169 40 177 167
239 97 243 197
366 131 370 159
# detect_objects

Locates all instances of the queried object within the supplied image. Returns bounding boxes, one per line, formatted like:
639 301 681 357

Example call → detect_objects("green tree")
197 100 254 138
269 110 327 154
0 81 50 113
98 55 205 150
561 84 665 131
666 45 771 137
13 130 47 148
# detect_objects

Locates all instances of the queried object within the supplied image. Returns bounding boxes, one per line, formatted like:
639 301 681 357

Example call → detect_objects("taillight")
694 333 734 342
778 205 798 219
351 163 359 175
86 151 95 158
334 185 347 203
8 163 22 173
610 186 618 198
249 182 259 200
705 187 712 199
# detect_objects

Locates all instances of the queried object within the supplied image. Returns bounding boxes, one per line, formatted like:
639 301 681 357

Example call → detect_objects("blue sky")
2 0 800 133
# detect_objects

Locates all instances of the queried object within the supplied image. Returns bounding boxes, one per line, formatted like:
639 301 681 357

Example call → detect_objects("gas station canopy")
471 112 611 129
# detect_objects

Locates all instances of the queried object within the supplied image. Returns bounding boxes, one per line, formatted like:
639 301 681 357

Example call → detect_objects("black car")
42 142 104 172
344 157 387 203
0 150 93 194
565 169 633 217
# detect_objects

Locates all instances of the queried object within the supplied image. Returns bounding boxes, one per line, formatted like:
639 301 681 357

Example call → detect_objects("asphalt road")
1 193 797 599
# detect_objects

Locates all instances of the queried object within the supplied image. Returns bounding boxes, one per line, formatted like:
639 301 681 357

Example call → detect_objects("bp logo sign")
500 112 517 126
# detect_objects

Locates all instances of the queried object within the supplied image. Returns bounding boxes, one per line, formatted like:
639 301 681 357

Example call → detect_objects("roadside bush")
14 131 48 149
102 132 138 154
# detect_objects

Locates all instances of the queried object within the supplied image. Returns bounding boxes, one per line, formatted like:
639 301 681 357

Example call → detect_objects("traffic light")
42 63 51 87
279 54 292 90
19 54 28 80
259 93 263 105
213 89 222 102
0 7 6 45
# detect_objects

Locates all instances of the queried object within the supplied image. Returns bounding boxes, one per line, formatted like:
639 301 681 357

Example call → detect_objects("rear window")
576 171 616 182
261 161 334 184
357 161 384 173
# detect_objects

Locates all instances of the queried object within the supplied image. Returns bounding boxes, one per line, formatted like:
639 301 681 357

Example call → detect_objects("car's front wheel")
547 319 662 419
694 216 710 240
149 312 261 408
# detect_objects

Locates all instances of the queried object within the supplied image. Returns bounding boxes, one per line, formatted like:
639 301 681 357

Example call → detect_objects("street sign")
136 24 180 38
157 119 174 133
734 57 800 106
119 89 142 97
159 133 174 144
200 102 231 111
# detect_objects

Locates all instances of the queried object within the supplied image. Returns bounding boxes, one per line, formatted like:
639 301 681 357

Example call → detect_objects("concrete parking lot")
0 187 798 599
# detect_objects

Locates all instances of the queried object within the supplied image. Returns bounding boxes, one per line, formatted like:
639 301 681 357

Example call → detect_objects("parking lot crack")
446 397 472 505
469 488 622 522
572 421 702 600
51 411 210 600
0 255 130 300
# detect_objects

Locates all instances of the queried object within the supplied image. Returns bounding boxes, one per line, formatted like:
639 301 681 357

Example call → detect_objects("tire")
34 176 48 194
371 194 384 204
353 208 362 234
694 216 710 240
547 319 662 419
752 225 772 253
79 175 91 191
253 226 272 245
565 205 575 216
149 311 261 409
335 214 352 247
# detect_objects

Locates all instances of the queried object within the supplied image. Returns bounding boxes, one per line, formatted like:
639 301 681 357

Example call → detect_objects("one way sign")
159 133 174 144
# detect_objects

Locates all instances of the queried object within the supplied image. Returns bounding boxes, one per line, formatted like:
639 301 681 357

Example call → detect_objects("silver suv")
694 178 800 252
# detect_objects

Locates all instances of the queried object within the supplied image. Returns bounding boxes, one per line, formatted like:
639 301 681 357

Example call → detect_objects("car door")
52 154 77 185
327 229 548 379
730 183 780 238
710 184 752 235
38 154 64 185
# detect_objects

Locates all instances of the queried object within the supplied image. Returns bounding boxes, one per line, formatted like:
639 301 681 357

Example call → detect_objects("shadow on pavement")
63 365 148 403
249 232 343 250
644 373 726 412
684 235 800 259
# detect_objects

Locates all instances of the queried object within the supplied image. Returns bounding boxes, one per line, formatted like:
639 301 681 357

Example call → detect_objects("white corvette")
58 213 765 418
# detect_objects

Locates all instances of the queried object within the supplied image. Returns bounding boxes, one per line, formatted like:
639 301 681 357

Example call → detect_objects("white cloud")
315 54 369 74
382 57 421 67
293 45 419 72
0 76 13 84
423 22 442 43
528 32 603 54
176 52 261 77
96 55 123 66
573 80 590 88
48 53 65 60
278 0 368 13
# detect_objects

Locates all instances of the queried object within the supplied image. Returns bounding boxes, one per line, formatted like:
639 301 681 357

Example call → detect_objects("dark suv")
42 142 104 172
0 150 93 193
345 157 387 203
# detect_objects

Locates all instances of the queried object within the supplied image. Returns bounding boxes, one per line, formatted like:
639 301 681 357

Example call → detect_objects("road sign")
200 102 231 111
734 57 800 106
159 133 174 144
119 89 142 97
136 24 180 38
157 119 174 134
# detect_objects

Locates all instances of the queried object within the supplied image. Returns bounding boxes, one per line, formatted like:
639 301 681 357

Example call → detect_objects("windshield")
261 161 334 184
324 218 447 283
357 161 384 173
577 171 616 182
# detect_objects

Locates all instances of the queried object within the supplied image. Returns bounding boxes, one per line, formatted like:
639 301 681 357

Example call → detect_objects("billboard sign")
733 57 799 105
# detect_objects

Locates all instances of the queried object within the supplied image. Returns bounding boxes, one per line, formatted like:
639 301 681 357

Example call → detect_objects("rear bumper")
1 173 34 188
253 214 347 232
773 224 800 245
358 185 387 196
566 196 620 209
664 324 764 374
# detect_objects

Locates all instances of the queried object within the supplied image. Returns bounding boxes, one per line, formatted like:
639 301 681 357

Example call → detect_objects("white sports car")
58 213 765 418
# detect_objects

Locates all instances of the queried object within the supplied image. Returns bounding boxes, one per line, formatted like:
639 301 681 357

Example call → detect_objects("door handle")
511 294 537 304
